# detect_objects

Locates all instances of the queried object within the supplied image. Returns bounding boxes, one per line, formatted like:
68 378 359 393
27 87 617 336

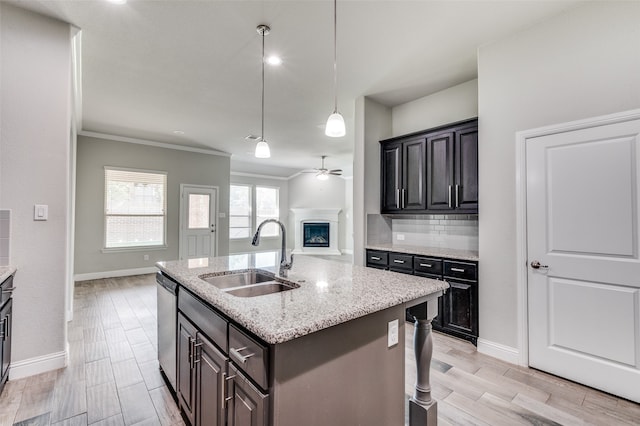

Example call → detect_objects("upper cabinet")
380 136 427 212
380 118 478 214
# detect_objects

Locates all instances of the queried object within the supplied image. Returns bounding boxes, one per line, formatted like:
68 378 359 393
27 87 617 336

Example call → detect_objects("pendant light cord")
261 29 266 141
332 0 338 113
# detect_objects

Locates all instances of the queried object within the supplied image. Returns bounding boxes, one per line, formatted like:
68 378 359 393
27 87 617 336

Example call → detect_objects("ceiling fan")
302 156 343 180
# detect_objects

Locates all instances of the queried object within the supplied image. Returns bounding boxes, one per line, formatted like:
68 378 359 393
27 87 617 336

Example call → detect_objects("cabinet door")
380 142 402 212
177 313 197 426
455 126 478 211
228 364 268 426
442 280 478 338
0 299 11 383
402 138 427 210
427 132 454 210
196 333 228 426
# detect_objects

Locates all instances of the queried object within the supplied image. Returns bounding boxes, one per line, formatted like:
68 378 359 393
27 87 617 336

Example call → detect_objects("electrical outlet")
397 234 405 241
143 254 149 261
388 319 399 347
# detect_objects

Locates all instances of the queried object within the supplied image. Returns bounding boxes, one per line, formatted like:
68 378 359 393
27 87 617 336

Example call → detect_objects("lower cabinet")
177 290 269 426
0 299 12 389
366 249 478 345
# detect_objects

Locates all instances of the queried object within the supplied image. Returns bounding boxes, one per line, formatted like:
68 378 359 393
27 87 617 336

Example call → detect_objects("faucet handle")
284 253 294 270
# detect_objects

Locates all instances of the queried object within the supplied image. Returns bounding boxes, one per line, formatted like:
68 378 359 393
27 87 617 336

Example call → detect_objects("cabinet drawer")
388 253 413 271
413 257 443 276
179 289 228 352
443 260 477 281
229 325 269 390
366 250 388 267
0 275 14 309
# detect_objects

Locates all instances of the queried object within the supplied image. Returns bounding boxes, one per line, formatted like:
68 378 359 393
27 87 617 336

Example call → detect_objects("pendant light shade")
255 139 270 158
325 112 346 137
255 25 271 158
325 0 345 138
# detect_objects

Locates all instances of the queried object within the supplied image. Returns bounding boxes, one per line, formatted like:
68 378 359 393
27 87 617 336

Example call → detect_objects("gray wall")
229 174 289 254
75 135 230 275
392 79 478 137
477 1 640 349
288 173 347 252
0 4 71 364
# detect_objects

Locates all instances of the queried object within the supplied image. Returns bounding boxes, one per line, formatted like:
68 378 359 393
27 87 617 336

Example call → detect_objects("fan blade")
328 169 342 173
329 171 342 175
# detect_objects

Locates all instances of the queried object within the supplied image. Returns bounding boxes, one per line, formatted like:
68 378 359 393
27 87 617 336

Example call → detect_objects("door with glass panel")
180 185 217 260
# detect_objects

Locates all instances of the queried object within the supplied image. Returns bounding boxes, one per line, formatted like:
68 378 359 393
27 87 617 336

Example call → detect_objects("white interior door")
180 185 217 260
526 117 640 402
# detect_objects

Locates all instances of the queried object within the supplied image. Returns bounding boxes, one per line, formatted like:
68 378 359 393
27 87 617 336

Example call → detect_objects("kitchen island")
157 252 447 426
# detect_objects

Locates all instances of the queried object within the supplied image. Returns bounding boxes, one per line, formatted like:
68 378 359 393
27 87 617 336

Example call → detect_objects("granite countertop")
0 266 16 283
156 253 447 345
366 243 479 262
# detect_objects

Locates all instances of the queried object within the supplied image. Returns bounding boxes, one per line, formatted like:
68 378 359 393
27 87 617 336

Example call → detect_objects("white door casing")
179 185 218 260
517 110 640 403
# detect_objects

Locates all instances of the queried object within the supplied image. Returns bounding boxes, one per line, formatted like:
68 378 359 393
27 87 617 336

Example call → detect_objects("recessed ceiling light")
173 130 185 135
266 56 282 66
106 0 127 4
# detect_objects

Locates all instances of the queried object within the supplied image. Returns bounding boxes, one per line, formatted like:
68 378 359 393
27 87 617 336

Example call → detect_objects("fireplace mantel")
290 208 341 255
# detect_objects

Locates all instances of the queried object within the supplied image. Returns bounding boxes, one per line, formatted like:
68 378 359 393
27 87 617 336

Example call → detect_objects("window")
229 184 279 239
230 185 251 239
104 167 167 249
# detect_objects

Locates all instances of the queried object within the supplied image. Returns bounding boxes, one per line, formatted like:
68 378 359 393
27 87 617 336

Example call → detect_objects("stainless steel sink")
200 270 275 289
199 269 299 297
225 282 298 298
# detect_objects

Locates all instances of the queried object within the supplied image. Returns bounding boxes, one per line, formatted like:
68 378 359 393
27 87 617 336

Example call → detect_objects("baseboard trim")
9 350 68 380
74 266 158 282
477 338 521 365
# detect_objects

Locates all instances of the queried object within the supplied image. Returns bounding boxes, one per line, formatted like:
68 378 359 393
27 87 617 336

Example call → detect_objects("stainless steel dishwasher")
156 272 178 392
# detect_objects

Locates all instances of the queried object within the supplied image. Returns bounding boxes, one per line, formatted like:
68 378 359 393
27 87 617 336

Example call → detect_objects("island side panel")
271 304 406 426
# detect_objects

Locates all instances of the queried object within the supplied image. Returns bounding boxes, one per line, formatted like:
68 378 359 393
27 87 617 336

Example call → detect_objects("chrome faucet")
251 219 294 277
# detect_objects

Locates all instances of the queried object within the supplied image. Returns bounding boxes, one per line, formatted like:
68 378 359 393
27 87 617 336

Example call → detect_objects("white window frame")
103 166 168 252
229 183 280 240
229 184 253 240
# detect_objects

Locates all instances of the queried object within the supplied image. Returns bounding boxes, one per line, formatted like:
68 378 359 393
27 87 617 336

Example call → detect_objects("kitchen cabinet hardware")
450 268 465 273
1 287 15 294
419 263 432 268
393 260 405 264
396 189 401 209
448 185 453 208
230 346 255 364
371 256 381 261
455 185 460 207
530 260 549 269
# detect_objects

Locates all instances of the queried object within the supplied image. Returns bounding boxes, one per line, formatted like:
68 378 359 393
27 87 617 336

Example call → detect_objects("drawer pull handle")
1 287 15 294
419 263 432 268
450 268 465 273
393 260 405 264
371 256 381 261
230 346 255 364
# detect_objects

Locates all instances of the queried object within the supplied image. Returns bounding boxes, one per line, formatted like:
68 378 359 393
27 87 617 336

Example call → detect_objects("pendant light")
325 0 345 138
255 25 271 158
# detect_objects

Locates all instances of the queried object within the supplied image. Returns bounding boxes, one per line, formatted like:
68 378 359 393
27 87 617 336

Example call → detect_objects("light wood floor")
0 274 638 425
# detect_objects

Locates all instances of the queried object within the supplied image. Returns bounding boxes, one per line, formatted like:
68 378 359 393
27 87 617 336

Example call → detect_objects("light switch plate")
34 204 48 221
388 319 399 347
397 234 405 241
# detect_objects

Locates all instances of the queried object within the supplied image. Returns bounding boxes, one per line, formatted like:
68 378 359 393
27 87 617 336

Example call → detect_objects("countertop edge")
366 244 479 262
0 266 17 283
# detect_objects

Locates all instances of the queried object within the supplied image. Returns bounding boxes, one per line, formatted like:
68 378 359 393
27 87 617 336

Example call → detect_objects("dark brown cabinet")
381 118 478 214
380 137 427 212
0 274 14 395
176 288 269 426
366 249 478 344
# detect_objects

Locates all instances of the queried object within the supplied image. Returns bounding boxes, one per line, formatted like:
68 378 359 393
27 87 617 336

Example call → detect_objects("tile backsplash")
0 210 10 266
367 213 478 251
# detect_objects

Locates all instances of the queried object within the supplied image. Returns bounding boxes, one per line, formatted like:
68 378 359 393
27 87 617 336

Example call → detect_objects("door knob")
530 260 548 269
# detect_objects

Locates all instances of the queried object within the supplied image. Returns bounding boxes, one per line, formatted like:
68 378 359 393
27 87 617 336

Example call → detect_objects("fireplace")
291 208 341 255
303 222 330 248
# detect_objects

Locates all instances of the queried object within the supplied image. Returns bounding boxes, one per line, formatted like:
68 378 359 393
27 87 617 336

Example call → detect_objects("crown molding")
79 131 232 157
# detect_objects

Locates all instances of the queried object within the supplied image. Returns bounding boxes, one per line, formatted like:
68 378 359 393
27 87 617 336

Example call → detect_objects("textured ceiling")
11 0 583 177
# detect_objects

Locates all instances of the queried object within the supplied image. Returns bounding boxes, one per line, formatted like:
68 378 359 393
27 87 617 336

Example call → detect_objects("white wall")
353 96 392 265
478 1 640 349
288 173 347 252
75 135 231 276
0 4 71 372
229 174 289 254
392 79 478 137
343 177 354 253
